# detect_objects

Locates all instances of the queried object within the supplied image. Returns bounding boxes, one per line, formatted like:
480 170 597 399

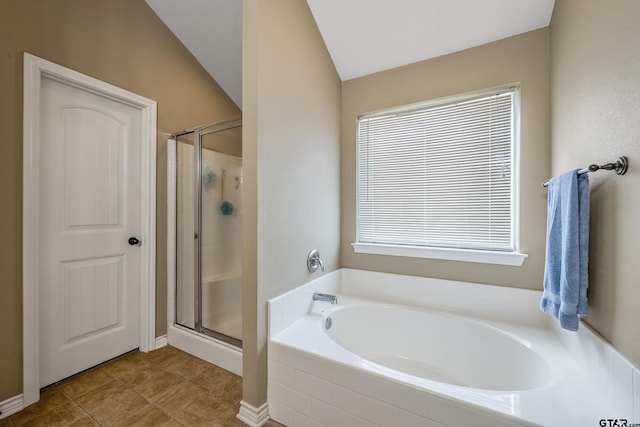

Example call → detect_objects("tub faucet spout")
313 292 337 305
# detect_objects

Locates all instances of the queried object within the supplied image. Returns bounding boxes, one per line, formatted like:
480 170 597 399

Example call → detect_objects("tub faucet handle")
307 249 324 273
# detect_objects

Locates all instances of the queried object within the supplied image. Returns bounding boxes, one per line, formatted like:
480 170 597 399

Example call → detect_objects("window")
353 86 526 266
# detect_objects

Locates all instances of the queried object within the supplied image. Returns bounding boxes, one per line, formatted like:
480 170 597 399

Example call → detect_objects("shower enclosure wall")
167 118 243 371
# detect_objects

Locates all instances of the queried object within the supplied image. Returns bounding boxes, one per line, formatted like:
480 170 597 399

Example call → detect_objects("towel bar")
542 156 628 187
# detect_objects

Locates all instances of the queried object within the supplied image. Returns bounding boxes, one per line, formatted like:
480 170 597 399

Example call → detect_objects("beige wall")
341 29 551 290
0 0 239 401
242 0 341 407
550 0 640 367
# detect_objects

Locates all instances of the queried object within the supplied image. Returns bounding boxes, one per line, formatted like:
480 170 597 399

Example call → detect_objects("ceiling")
307 0 556 81
145 0 242 107
146 0 556 109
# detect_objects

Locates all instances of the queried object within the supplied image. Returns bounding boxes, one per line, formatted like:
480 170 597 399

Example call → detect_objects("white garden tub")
268 269 634 427
324 303 552 391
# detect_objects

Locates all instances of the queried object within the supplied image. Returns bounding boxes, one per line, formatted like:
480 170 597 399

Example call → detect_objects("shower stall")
167 117 243 373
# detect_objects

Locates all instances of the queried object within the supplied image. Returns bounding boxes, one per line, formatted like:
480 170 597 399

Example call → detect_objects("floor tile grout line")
68 393 93 426
66 384 109 427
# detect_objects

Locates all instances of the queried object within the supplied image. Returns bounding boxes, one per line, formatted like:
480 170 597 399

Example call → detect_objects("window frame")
352 84 527 266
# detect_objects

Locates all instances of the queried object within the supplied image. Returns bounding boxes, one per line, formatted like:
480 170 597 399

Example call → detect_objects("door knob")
128 237 141 246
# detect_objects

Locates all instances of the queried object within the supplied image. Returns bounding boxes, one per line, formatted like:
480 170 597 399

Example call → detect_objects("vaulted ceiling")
145 0 556 109
145 0 242 107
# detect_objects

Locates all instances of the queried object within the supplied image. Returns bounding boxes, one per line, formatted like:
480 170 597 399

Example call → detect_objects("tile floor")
1 346 284 427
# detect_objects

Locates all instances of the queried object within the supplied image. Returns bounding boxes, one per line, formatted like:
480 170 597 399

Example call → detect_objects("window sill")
351 243 528 266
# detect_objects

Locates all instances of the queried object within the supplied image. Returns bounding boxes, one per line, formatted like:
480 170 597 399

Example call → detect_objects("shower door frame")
172 117 243 349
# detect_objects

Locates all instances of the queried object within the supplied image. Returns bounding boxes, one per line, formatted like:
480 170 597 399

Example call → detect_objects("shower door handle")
128 237 141 246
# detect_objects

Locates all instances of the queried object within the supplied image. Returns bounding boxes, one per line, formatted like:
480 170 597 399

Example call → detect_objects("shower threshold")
168 323 243 376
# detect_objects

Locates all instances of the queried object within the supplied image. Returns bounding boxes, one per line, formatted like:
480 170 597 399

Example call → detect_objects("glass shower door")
174 119 243 348
199 127 243 346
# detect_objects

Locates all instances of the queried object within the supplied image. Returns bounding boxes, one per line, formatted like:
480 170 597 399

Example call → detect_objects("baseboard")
0 394 24 419
155 334 168 349
236 401 269 427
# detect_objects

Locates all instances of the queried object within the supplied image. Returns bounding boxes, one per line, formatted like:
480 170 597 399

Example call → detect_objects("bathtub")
268 269 637 426
324 303 552 392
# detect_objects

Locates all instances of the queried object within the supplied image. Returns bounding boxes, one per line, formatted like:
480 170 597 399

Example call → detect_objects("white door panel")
38 76 141 387
62 107 123 229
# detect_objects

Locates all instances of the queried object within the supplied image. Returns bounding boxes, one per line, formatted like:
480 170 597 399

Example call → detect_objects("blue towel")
540 170 590 331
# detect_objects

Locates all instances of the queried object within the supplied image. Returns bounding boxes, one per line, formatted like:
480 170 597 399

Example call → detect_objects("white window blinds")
356 88 517 252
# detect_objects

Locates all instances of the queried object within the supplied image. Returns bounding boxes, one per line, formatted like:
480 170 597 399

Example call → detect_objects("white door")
38 76 142 387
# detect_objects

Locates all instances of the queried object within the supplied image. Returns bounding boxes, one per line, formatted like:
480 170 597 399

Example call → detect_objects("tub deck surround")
267 269 636 427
